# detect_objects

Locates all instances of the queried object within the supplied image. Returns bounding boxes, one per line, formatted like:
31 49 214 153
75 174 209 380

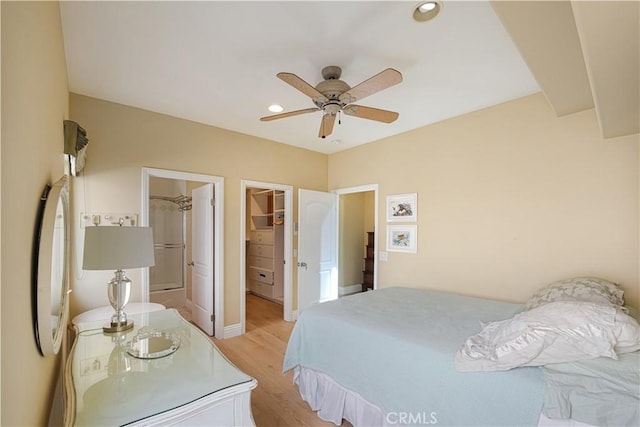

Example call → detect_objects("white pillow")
523 277 624 310
614 307 640 353
455 301 640 372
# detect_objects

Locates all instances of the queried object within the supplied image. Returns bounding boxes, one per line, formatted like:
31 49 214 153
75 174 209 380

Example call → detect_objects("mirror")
33 176 70 356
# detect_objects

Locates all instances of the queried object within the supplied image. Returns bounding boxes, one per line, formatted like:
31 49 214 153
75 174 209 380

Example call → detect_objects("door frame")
333 184 379 291
240 180 294 333
141 167 225 338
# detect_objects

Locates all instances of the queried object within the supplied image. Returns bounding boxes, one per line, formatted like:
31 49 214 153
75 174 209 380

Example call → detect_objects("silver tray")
125 330 180 359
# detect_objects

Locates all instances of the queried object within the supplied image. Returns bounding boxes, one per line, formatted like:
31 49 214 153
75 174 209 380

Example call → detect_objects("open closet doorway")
335 184 379 297
240 180 293 334
141 168 224 338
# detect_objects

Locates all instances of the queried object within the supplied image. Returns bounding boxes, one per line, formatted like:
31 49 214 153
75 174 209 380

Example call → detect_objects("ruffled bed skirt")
292 366 594 427
293 366 391 426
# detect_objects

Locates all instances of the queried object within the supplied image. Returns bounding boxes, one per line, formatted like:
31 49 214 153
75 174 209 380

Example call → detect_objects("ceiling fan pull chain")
338 111 341 125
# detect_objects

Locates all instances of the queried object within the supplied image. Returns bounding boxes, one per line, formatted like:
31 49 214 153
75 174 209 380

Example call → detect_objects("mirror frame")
33 175 70 356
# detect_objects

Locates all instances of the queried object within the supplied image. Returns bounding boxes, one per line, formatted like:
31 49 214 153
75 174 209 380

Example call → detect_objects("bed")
283 284 639 427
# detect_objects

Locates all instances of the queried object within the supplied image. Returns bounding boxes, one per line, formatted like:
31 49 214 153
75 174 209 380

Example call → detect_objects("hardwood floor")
213 294 342 427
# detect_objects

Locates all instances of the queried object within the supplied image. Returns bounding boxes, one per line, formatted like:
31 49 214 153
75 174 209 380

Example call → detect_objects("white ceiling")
60 1 542 154
61 1 540 153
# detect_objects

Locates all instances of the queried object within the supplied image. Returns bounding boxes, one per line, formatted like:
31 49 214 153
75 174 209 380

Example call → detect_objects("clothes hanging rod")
154 243 184 249
150 194 192 211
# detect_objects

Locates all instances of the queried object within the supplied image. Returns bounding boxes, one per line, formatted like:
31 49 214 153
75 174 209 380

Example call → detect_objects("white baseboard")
223 323 242 339
339 284 362 296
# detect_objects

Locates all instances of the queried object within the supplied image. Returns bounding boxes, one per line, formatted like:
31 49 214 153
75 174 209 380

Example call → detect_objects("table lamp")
83 225 155 333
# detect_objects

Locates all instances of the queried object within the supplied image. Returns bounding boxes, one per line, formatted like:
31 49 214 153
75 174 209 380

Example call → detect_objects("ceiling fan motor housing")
314 66 350 109
315 79 350 99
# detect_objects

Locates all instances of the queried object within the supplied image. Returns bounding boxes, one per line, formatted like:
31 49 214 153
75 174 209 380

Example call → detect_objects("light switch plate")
81 212 138 228
379 251 388 261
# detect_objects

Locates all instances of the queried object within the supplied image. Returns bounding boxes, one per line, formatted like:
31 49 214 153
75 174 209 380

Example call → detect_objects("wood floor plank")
212 294 344 427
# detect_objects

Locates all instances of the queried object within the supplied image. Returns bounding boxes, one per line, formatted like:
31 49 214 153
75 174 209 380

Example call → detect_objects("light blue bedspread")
542 341 640 427
283 287 545 426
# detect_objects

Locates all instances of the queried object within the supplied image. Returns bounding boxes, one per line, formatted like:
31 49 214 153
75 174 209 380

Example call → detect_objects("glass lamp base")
105 269 133 333
103 320 134 333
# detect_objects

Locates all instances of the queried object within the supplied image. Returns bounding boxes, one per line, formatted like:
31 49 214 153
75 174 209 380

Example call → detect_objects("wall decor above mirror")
32 175 70 356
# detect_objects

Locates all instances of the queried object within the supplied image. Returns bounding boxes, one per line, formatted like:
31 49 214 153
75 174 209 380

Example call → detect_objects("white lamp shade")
83 226 155 270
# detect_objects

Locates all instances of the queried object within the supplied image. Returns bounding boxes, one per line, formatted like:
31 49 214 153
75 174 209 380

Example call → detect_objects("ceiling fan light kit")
260 65 403 139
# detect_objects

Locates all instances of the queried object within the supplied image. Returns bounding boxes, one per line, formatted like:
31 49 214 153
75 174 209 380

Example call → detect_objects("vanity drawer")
249 267 273 284
248 255 273 270
250 230 273 245
248 280 274 299
248 244 273 258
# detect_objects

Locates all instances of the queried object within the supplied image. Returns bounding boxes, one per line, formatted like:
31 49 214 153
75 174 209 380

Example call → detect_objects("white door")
192 184 214 335
297 189 338 313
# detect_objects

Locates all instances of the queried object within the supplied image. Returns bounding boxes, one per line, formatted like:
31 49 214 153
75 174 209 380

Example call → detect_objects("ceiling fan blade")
318 113 337 139
277 72 328 103
343 105 399 123
260 107 319 122
339 68 403 104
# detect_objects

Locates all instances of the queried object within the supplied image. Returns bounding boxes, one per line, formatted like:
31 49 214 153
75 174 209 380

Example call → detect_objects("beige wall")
1 2 69 425
69 94 327 325
329 93 640 308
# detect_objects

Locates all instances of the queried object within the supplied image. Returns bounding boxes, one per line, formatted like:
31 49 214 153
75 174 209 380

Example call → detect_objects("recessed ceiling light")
419 2 437 12
268 104 284 113
413 1 441 22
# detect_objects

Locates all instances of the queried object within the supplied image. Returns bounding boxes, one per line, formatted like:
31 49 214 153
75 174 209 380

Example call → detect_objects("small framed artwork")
386 193 417 222
386 225 417 253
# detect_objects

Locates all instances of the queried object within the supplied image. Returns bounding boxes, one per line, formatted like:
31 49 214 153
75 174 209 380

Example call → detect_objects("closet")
246 188 284 303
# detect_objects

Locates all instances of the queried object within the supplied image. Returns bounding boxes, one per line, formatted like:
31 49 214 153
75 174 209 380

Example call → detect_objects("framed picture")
386 193 417 222
386 225 417 253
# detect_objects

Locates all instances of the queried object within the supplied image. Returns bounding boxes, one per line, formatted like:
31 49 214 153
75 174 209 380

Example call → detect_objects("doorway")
295 184 378 315
141 168 224 337
240 180 293 334
335 185 378 296
148 177 190 308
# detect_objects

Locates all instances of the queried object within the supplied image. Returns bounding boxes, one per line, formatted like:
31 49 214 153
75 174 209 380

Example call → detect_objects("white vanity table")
64 309 256 426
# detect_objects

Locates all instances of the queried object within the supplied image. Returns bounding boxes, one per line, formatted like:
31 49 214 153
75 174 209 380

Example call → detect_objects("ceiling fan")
260 66 403 139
